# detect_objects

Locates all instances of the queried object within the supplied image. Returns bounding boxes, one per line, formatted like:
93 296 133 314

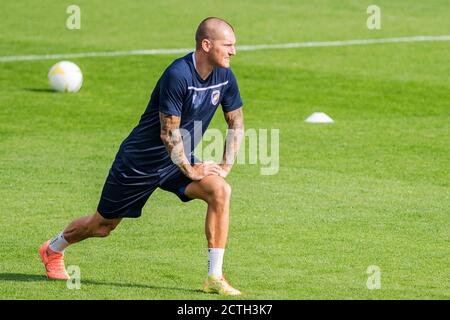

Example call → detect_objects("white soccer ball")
48 61 83 93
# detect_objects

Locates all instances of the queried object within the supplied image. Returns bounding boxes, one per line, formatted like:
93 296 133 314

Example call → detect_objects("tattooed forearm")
159 112 193 177
222 108 245 170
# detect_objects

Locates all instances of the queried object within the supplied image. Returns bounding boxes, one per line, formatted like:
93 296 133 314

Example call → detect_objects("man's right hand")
188 161 222 180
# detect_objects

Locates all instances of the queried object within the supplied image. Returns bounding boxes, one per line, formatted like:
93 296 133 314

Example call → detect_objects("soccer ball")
48 61 83 93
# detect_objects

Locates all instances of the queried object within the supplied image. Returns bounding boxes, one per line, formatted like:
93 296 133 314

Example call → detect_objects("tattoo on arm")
159 112 192 177
222 108 245 169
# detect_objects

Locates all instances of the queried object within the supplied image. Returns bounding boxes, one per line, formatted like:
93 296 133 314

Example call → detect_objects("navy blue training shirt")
113 52 243 175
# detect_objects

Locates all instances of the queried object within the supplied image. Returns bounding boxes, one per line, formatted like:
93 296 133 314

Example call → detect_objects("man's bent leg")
185 175 231 249
184 175 241 295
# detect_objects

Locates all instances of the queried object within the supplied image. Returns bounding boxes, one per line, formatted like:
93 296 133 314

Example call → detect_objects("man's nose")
229 45 236 56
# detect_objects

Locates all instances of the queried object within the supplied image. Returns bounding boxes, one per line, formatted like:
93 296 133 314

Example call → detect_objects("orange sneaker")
39 240 69 280
203 275 241 295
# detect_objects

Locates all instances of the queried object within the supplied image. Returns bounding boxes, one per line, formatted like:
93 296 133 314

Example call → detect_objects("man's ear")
201 39 212 53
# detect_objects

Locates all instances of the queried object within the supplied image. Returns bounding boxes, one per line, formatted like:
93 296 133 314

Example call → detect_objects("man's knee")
207 179 232 204
91 214 120 237
94 223 117 237
95 227 110 238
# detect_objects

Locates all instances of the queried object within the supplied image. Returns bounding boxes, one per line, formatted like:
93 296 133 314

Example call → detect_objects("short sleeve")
221 69 243 113
158 68 186 117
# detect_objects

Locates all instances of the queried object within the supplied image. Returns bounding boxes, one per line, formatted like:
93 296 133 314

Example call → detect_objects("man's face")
208 29 236 68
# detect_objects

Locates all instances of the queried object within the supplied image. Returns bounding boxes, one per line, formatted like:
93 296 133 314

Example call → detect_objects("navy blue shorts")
97 164 194 219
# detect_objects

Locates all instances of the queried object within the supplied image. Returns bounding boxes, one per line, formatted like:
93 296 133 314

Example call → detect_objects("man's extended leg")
185 175 241 295
39 212 121 279
63 211 122 244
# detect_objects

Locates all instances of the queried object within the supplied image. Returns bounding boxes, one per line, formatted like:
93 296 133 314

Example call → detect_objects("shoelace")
46 252 65 271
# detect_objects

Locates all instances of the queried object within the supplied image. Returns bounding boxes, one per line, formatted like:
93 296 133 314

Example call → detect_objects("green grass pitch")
0 0 449 299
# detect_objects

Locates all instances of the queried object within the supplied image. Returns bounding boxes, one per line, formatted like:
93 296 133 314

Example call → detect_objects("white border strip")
1 35 449 62
188 81 229 91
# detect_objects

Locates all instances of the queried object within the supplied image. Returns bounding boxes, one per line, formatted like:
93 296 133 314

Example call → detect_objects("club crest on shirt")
211 90 220 106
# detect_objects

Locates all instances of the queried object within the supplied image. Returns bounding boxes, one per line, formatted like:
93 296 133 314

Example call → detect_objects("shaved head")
195 17 235 50
194 17 237 69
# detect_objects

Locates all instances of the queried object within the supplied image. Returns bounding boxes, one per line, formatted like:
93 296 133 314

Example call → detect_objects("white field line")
1 35 449 62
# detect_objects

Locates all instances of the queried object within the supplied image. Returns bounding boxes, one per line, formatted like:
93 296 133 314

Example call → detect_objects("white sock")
208 248 225 277
49 231 69 253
